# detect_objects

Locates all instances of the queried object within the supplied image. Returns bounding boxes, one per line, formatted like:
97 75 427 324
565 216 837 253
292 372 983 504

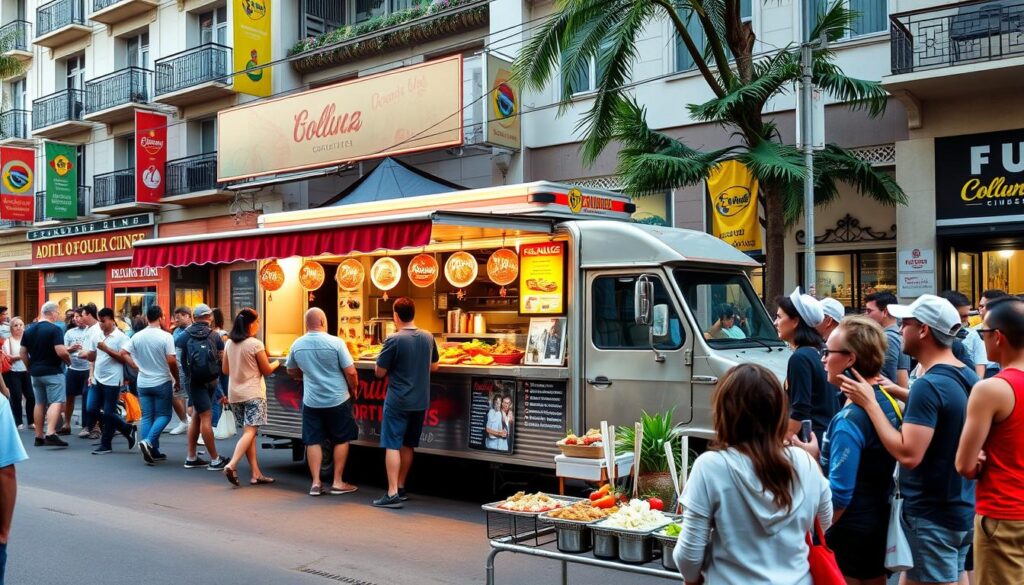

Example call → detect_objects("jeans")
2 371 32 427
92 383 130 450
138 382 172 452
211 386 225 427
0 541 7 585
66 369 93 428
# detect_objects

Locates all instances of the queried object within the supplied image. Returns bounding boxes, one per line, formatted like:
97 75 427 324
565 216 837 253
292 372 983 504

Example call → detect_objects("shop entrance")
941 227 1024 305
113 286 157 331
42 268 106 316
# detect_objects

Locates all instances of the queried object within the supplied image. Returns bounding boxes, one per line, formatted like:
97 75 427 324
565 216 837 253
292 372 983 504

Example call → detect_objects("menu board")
230 270 257 318
519 241 566 315
521 379 566 430
468 377 516 453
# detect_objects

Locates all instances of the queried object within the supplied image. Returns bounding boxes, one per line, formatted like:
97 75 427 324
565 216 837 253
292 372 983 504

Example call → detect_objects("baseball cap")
193 303 212 318
885 294 962 337
820 297 845 323
789 287 824 327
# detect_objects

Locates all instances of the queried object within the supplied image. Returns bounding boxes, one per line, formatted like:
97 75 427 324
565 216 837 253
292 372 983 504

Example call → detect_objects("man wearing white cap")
841 294 977 585
817 297 845 340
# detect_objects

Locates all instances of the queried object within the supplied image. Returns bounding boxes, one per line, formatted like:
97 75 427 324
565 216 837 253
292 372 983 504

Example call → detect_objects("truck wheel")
319 439 334 483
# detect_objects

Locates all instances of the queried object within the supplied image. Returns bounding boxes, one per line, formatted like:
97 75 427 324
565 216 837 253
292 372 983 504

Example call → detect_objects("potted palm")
616 409 689 505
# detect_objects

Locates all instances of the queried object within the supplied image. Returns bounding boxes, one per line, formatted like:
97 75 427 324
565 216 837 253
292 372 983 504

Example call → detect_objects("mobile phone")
843 367 856 380
799 419 813 443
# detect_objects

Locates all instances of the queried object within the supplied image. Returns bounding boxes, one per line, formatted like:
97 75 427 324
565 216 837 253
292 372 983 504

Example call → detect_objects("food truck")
131 181 791 468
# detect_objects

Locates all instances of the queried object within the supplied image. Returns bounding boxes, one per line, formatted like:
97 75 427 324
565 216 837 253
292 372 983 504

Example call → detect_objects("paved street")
8 429 670 585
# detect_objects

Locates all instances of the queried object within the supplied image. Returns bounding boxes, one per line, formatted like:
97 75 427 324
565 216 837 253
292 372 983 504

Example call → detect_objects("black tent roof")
319 157 465 207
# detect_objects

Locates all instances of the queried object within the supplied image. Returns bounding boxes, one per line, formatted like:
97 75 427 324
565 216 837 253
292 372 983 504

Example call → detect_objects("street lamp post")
801 42 816 297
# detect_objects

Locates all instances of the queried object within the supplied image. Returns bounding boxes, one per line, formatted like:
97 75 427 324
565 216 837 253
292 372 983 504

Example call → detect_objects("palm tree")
514 0 906 306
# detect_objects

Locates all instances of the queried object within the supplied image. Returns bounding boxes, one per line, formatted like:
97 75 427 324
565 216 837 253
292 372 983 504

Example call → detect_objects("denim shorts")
903 514 973 583
31 374 66 405
380 405 424 450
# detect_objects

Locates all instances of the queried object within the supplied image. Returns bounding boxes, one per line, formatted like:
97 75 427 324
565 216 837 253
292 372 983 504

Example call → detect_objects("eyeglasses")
821 348 854 358
977 328 998 337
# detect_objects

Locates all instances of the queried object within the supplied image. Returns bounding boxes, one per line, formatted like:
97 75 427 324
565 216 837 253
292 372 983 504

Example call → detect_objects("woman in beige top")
222 308 279 487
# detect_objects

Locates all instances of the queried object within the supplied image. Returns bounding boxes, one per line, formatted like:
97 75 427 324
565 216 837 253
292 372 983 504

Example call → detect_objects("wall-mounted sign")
370 257 401 291
483 53 521 150
28 213 154 242
898 248 934 273
0 146 35 222
231 270 257 318
218 55 463 182
487 248 518 286
232 0 272 97
444 251 478 289
519 242 566 315
898 272 936 297
135 110 168 204
258 259 285 291
408 254 438 288
936 128 1024 222
299 260 326 291
44 141 78 219
32 227 153 265
707 160 762 253
336 258 365 291
108 263 161 283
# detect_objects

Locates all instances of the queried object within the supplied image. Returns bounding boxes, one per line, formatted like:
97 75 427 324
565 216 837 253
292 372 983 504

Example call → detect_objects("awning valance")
132 220 432 268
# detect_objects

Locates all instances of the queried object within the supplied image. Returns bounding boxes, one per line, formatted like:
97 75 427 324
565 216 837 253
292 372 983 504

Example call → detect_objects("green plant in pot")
616 409 689 506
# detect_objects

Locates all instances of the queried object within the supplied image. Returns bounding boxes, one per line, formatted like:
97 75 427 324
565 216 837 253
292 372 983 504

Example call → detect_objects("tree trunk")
761 186 786 312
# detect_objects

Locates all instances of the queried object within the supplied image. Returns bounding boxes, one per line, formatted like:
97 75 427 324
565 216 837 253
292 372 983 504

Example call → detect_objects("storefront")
107 262 168 329
29 214 156 316
0 239 34 318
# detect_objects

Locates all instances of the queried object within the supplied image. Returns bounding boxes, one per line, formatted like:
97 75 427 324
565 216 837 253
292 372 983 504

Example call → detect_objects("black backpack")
186 333 220 386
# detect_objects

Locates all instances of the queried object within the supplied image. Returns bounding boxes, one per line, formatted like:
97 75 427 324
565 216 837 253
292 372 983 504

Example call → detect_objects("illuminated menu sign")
519 241 566 315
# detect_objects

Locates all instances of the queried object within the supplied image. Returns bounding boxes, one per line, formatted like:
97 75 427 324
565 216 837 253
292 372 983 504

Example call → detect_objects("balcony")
0 219 32 231
32 88 92 139
884 0 1024 100
93 167 157 214
89 0 158 26
154 44 234 107
84 66 152 124
0 110 30 143
35 0 90 50
0 21 32 62
34 190 88 224
163 152 230 204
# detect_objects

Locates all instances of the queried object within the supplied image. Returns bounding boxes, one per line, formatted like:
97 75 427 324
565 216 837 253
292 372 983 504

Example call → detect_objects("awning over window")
132 220 432 268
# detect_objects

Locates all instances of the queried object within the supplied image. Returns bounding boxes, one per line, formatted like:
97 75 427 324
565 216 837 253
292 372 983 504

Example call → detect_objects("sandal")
224 467 240 487
251 476 275 485
330 484 358 495
309 484 323 496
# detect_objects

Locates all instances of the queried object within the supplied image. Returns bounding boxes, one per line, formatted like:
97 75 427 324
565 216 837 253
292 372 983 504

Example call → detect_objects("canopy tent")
319 157 465 207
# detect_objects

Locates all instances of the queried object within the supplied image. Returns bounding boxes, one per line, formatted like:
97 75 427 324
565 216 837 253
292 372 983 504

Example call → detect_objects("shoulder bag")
884 466 914 572
0 339 12 374
807 517 845 585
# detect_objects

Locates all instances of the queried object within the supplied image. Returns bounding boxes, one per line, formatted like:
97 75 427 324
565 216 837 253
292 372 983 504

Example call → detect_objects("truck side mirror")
634 276 654 326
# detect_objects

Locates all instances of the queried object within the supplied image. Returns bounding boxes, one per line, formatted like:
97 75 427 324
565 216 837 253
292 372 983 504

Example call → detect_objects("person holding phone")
792 315 902 585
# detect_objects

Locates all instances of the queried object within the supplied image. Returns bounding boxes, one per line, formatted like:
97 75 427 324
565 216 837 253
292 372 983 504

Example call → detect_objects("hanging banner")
233 0 272 97
0 146 34 222
707 160 762 253
135 110 167 204
45 141 78 219
483 53 521 150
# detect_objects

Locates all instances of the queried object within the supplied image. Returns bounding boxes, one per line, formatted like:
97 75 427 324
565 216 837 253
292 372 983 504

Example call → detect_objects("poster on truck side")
468 377 515 454
0 146 34 222
519 241 566 315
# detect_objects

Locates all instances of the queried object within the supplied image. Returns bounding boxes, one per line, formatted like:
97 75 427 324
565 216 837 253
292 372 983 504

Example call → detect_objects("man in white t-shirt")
123 306 180 465
65 306 99 439
86 308 136 455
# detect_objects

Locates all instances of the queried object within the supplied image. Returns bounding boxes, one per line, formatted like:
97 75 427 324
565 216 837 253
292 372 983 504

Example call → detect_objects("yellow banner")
707 160 761 253
233 0 272 97
484 53 520 150
218 56 464 181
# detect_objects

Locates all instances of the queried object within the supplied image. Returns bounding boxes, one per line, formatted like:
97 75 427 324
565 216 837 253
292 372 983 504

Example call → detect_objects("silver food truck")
131 181 791 468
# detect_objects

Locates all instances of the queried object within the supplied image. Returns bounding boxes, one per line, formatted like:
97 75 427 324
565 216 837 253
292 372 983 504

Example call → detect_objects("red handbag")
0 341 11 375
806 518 845 585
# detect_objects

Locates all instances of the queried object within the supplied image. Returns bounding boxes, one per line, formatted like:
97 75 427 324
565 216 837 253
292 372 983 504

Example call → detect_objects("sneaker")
16 424 24 430
372 493 404 509
169 421 188 435
397 487 409 502
77 428 91 438
207 457 228 471
28 424 34 430
57 428 71 436
153 452 167 462
33 437 43 447
139 440 154 465
183 457 209 469
44 434 68 447
123 425 138 450
198 435 205 446
88 430 101 440
91 447 112 455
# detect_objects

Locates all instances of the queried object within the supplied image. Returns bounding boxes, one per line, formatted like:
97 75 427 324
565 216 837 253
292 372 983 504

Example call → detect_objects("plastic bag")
214 406 236 440
885 467 914 572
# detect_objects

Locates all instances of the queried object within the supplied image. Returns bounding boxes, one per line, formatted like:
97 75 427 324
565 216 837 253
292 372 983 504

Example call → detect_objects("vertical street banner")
0 146 35 222
135 110 168 204
483 53 521 150
233 0 271 97
707 160 762 254
44 142 78 219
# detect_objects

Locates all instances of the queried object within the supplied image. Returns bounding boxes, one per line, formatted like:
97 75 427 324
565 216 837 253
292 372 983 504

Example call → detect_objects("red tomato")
588 484 611 501
647 497 664 511
593 495 617 509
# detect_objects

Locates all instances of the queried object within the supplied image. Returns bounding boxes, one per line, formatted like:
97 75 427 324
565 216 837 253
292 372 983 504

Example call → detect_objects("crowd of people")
675 287 1022 585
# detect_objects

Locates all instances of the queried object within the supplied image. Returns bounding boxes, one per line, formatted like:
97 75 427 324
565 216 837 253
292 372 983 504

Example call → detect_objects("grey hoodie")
674 446 832 584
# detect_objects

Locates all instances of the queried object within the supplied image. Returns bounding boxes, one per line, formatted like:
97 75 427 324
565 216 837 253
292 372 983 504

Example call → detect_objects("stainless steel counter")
352 359 569 380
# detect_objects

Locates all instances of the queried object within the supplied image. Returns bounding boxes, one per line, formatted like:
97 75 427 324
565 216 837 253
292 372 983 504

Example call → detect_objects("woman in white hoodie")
674 363 833 585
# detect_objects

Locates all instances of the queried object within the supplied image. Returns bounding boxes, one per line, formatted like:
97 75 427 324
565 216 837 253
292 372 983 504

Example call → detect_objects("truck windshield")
674 269 785 348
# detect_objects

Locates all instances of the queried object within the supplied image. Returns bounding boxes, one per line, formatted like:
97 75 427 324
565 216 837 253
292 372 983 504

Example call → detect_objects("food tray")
481 495 577 517
483 495 579 546
491 351 525 365
538 514 599 553
556 443 605 459
653 527 681 571
592 517 673 564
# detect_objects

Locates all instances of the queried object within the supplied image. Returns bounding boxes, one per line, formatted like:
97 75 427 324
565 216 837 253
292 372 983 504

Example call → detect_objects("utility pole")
801 41 816 297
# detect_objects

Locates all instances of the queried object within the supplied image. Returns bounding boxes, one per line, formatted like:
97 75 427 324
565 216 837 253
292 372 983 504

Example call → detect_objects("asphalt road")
7 428 677 585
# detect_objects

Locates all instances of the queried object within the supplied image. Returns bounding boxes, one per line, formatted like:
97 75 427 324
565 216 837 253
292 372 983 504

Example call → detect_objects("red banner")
135 110 167 204
0 146 35 221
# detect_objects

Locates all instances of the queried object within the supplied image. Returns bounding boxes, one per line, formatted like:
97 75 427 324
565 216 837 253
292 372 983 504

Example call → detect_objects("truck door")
583 271 691 430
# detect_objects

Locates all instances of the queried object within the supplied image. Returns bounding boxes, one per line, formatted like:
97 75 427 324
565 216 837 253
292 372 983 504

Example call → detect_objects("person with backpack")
174 304 227 470
842 294 977 585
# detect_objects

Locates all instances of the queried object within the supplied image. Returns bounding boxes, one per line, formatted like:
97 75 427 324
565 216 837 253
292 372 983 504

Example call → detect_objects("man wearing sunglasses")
956 296 1024 584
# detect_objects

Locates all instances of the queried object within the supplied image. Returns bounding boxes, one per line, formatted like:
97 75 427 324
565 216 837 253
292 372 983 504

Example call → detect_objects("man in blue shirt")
844 294 977 585
0 390 27 585
372 297 438 509
286 308 358 497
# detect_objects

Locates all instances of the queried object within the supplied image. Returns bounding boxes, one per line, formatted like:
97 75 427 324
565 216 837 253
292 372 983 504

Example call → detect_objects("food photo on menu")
525 317 567 366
